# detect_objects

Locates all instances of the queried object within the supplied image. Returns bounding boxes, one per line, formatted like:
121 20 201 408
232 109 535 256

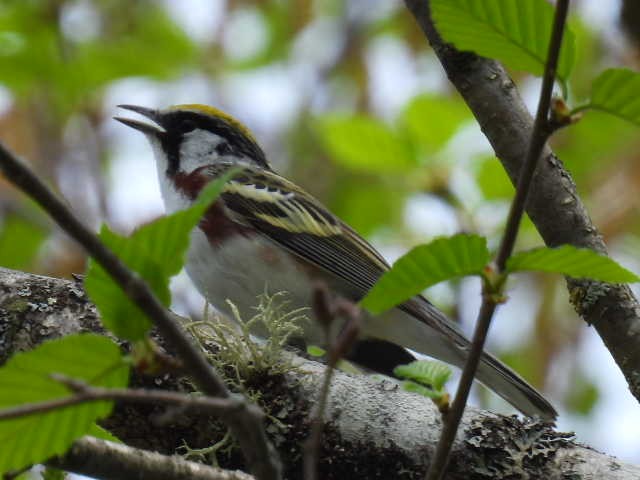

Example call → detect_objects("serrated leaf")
506 245 639 282
0 334 129 475
402 94 470 153
361 234 490 314
85 175 231 340
589 68 640 126
431 0 575 93
84 228 169 340
315 114 416 173
394 360 452 390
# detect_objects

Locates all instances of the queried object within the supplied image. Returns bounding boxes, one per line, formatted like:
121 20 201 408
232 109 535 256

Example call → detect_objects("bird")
115 103 557 420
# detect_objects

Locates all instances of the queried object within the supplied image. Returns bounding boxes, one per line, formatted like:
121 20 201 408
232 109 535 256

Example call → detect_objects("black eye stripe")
215 142 232 156
179 119 196 133
163 111 270 170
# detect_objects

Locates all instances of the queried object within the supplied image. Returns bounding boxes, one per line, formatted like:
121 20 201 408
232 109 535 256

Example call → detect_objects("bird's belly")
184 228 326 343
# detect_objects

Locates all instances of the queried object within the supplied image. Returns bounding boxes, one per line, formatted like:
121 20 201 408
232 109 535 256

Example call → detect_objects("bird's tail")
473 347 557 419
365 298 557 420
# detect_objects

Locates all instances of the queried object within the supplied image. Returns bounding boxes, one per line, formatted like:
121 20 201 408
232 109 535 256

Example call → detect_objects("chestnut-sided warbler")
115 104 556 419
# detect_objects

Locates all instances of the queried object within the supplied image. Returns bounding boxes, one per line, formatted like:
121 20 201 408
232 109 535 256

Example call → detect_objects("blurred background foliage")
0 0 639 462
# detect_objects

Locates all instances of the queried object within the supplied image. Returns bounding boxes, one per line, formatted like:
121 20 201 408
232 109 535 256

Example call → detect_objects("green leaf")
506 245 639 282
41 466 66 480
306 345 326 357
431 0 575 92
361 234 490 314
402 94 470 153
84 228 169 340
127 175 230 278
394 360 452 390
554 110 639 184
565 375 599 416
0 3 196 117
87 423 122 444
315 114 416 173
588 68 640 126
0 334 129 475
228 4 295 70
329 178 404 237
397 361 452 409
475 155 514 199
0 216 47 270
85 175 231 340
402 381 448 401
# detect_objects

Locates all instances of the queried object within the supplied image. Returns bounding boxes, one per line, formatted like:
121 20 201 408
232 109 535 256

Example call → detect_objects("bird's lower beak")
114 105 166 136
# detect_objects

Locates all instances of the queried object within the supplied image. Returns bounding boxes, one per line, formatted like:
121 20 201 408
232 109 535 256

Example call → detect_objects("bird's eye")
215 142 231 156
178 119 196 134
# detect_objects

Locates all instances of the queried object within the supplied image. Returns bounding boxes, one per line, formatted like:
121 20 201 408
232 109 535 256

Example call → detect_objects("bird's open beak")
114 105 166 136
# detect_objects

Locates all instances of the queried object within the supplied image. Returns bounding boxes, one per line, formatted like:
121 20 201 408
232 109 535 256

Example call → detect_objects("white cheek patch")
179 129 228 174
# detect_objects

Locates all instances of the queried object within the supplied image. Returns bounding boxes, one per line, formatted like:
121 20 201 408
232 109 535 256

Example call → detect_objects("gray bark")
621 0 640 47
52 437 254 480
1 267 638 479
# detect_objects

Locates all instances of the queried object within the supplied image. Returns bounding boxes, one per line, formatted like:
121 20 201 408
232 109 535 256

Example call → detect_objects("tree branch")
0 381 243 422
621 0 640 47
0 143 280 480
50 437 254 480
304 285 361 480
403 0 640 405
1 267 638 479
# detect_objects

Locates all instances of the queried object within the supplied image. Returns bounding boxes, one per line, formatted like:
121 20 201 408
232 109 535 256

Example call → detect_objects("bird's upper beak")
114 105 166 136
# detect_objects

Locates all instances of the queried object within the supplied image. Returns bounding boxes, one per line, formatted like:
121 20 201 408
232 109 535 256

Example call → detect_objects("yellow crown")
167 104 256 143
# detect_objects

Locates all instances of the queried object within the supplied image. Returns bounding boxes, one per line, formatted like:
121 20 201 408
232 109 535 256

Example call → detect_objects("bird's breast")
184 227 330 341
199 202 253 247
161 169 253 247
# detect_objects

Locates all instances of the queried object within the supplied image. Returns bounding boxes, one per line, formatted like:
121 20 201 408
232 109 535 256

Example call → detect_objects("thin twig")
50 436 255 480
303 360 336 480
0 144 281 480
493 5 571 270
424 2 572 479
304 285 361 480
0 383 243 422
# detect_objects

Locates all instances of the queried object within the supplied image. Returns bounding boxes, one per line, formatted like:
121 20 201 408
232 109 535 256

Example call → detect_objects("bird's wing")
215 166 390 298
210 164 470 338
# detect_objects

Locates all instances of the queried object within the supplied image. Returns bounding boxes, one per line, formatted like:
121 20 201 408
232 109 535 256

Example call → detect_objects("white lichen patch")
185 291 310 384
